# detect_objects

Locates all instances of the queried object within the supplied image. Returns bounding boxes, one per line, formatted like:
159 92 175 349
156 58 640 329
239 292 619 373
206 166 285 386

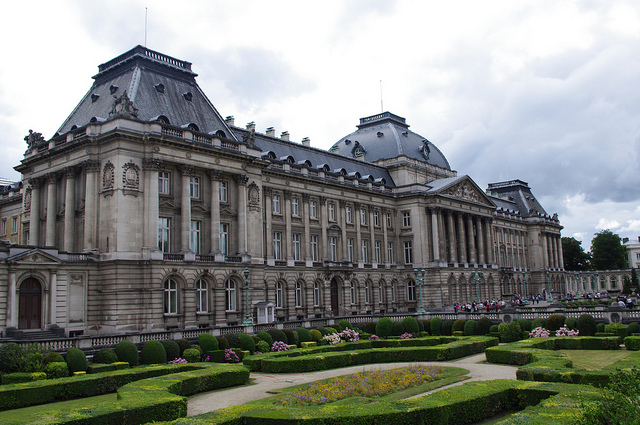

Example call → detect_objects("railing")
192 133 212 144
161 126 183 138
221 141 239 151
163 253 184 261
195 254 215 262
226 255 242 263
92 334 127 347
218 325 245 335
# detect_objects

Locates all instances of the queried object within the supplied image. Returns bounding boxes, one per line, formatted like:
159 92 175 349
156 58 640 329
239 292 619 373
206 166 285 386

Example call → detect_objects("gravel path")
187 353 518 416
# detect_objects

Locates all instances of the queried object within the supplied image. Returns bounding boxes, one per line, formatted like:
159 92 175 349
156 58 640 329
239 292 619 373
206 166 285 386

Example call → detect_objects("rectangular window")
375 240 382 263
313 282 320 306
292 233 301 261
360 208 367 225
309 200 317 219
404 240 413 264
190 221 200 254
386 212 393 228
329 236 337 262
361 239 368 263
158 171 170 195
189 176 200 198
388 242 394 263
0 219 5 236
164 279 177 314
346 206 352 223
272 195 281 214
219 181 228 202
291 197 299 216
273 231 282 260
347 238 354 262
310 235 319 261
391 283 396 302
158 218 170 252
402 211 411 227
196 279 208 313
295 283 303 307
373 211 380 227
276 282 283 308
219 223 229 255
328 203 335 221
11 217 17 234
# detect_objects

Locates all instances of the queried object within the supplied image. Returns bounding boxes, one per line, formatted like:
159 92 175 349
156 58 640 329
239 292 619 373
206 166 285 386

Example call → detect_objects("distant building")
0 46 568 337
624 237 640 269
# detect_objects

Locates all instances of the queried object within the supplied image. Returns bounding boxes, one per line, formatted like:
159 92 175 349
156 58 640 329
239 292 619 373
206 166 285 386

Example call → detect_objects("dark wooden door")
19 278 41 329
330 278 339 316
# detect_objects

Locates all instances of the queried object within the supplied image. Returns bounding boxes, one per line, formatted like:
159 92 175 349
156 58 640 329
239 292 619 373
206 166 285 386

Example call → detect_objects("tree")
632 268 639 292
562 237 591 271
590 230 627 270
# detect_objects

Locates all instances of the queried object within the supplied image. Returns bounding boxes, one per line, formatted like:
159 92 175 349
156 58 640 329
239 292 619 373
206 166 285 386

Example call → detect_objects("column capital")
142 157 163 170
302 193 310 202
263 186 273 196
233 174 249 186
63 166 78 178
28 177 44 189
318 196 326 205
339 199 347 208
207 169 224 181
45 172 60 184
82 159 101 173
354 202 361 209
282 189 292 199
179 164 195 176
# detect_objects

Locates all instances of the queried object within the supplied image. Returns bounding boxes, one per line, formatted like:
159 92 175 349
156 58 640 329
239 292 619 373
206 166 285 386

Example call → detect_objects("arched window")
349 281 356 304
196 279 208 313
391 282 396 302
364 281 371 304
313 282 320 306
276 281 283 308
225 280 236 311
407 280 416 301
295 282 303 307
610 276 617 289
378 282 384 304
164 279 178 314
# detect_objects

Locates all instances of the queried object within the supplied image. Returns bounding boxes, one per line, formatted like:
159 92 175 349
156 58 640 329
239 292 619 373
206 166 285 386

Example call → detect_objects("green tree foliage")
590 229 627 270
561 237 591 271
577 367 640 425
632 268 639 289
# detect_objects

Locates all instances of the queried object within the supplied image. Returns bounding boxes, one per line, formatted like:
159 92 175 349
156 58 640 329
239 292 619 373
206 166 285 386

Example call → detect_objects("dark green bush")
417 320 424 332
141 340 167 365
326 327 338 334
93 348 118 364
0 342 24 373
578 314 597 336
532 318 546 330
628 322 640 335
44 351 65 365
257 331 274 345
421 320 431 335
115 340 139 367
176 339 191 355
464 320 476 336
516 319 532 332
363 321 377 334
1 372 46 385
452 319 466 333
198 334 219 353
476 317 492 336
268 328 288 343
431 317 443 336
282 329 299 346
498 322 523 343
546 314 565 332
224 333 241 349
315 326 329 336
216 336 230 350
256 340 270 353
623 336 640 351
238 333 256 354
310 329 322 342
597 323 606 333
182 348 201 363
161 340 180 362
338 319 353 330
375 317 393 338
296 328 312 343
66 348 88 373
45 361 69 379
565 316 577 330
490 324 499 333
441 320 455 336
87 363 116 374
391 321 405 336
403 317 420 335
333 323 343 333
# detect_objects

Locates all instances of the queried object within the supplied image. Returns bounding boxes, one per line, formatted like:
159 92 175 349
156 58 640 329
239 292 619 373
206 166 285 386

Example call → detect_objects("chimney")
266 127 276 137
280 131 290 141
623 237 629 244
225 116 235 126
638 236 640 243
301 137 310 147
246 121 255 132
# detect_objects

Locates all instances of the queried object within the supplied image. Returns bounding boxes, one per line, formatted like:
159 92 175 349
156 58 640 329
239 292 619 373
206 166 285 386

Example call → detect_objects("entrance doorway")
330 278 340 316
19 278 42 329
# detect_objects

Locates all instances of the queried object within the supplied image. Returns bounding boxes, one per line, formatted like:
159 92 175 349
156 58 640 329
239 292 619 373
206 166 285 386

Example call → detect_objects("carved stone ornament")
24 187 32 211
24 129 45 150
248 182 260 206
142 157 163 170
103 161 115 190
122 161 140 189
444 182 480 203
109 90 138 118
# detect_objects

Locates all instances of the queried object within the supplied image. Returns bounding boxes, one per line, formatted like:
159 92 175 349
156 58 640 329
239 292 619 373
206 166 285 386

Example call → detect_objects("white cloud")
595 219 621 230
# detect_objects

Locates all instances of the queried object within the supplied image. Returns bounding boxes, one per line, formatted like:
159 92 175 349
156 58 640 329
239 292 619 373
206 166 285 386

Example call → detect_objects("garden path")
187 353 518 416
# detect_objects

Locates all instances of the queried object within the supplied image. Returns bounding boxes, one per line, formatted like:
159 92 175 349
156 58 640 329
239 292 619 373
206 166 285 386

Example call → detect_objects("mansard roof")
487 179 555 220
56 45 236 140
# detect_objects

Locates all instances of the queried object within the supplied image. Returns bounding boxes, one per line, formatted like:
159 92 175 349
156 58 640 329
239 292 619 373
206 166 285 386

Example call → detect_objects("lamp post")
242 267 252 325
472 270 483 302
546 270 552 301
413 268 426 314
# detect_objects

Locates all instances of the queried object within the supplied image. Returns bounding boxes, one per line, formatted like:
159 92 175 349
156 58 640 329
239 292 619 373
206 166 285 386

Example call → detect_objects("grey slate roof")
486 180 549 218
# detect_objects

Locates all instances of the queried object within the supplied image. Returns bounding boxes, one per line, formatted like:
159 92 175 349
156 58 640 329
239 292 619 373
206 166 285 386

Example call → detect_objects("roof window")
377 132 384 137
155 84 165 93
91 93 100 103
109 85 119 94
182 92 193 101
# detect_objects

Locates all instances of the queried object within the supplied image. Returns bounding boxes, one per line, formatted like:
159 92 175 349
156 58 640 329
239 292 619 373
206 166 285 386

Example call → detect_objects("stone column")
208 171 222 254
45 173 59 247
557 235 564 270
457 213 467 264
447 210 457 263
354 203 362 262
83 160 100 251
303 194 311 260
466 214 477 264
369 206 376 264
7 269 16 328
29 178 42 246
319 197 328 259
180 165 193 252
477 217 485 265
142 159 161 251
283 190 293 260
541 233 549 269
431 208 440 261
339 200 347 261
264 188 273 258
235 175 249 254
63 167 76 252
381 207 389 264
486 219 494 264
49 270 57 325
552 235 560 269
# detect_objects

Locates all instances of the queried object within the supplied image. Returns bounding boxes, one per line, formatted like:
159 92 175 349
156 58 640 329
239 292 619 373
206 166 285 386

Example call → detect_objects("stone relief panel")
122 161 140 190
103 161 115 190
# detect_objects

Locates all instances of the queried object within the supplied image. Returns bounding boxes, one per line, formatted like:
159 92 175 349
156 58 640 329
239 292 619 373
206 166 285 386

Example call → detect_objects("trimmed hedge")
624 336 640 351
198 334 219 353
161 340 181 362
238 333 256 354
296 328 312 343
115 340 139 367
183 348 201 363
87 363 116 374
45 362 69 379
93 348 118 364
1 372 46 385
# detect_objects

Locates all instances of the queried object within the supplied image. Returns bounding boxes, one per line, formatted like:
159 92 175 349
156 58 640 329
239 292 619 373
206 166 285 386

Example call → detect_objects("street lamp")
546 270 552 301
472 270 483 302
242 267 252 325
413 268 426 314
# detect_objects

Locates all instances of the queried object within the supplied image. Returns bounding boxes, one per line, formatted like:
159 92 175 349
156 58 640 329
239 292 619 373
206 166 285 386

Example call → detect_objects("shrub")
45 361 69 379
375 317 394 338
476 318 491 336
532 318 546 330
176 339 191 355
115 340 139 367
93 348 118 364
198 334 219 353
490 325 499 333
1 372 47 385
141 340 167 365
422 320 431 335
0 342 25 373
516 319 532 332
628 322 640 335
576 367 640 425
417 320 424 332
161 340 181 362
296 328 312 343
268 328 288 343
315 326 329 336
257 331 274 345
498 321 523 343
238 333 256 354
256 340 270 353
326 327 338 334
44 351 65 365
216 336 230 350
403 317 420 335
441 320 455 336
363 321 377 335
224 333 241 349
577 314 597 336
452 319 466 333
66 348 88 373
333 324 343 333
597 323 606 333
338 320 353 330
182 348 201 363
282 329 299 346
310 329 322 342
431 317 443 336
391 321 405 336
565 316 577 330
464 320 476 336
546 314 565 332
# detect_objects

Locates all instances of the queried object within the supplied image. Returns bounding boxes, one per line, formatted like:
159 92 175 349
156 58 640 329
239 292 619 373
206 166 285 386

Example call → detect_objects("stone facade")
0 46 568 337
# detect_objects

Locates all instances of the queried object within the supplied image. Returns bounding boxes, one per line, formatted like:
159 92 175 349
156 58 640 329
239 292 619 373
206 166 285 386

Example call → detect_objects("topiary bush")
403 317 420 335
45 361 69 379
176 339 191 355
256 340 270 353
257 331 274 345
115 340 139 367
464 320 476 336
363 321 377 334
452 319 466 333
498 321 523 343
44 351 65 365
333 324 343 333
182 348 201 363
431 317 443 336
268 328 288 343
296 328 312 343
597 323 606 333
546 314 565 332
198 334 219 353
391 321 405 336
315 327 329 336
326 327 338 334
282 329 298 346
375 317 393 338
224 334 242 349
421 320 431 335
532 318 546 330
441 320 455 336
93 348 118 364
516 319 532 333
310 329 322 342
216 336 230 350
161 340 180 362
577 314 597 336
476 317 492 336
141 340 167 365
565 316 577 330
628 322 640 335
66 348 88 373
238 333 256 354
338 320 353 330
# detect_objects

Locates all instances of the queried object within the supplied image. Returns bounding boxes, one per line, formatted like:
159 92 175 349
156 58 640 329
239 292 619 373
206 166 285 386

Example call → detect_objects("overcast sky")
1 1 638 250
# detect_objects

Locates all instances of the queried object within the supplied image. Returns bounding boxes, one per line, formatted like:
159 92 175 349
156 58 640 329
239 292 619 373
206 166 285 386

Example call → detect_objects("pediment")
159 198 178 210
7 248 63 265
192 204 208 213
437 177 495 207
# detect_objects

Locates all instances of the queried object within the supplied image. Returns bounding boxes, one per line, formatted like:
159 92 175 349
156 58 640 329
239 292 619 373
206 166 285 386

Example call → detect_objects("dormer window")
109 85 119 94
154 84 165 93
183 92 193 101
91 93 100 103
187 123 199 132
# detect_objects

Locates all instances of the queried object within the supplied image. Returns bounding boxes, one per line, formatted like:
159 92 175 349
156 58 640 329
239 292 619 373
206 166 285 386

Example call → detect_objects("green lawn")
0 393 117 424
560 349 632 370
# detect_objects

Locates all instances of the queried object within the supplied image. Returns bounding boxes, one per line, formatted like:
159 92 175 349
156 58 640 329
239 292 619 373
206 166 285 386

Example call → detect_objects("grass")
560 349 632 370
0 393 116 424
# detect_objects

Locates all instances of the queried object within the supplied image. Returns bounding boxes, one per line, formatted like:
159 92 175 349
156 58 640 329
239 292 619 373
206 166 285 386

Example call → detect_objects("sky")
1 0 639 251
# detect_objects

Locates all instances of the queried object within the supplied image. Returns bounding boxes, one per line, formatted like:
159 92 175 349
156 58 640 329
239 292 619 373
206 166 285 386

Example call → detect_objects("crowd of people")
453 299 505 313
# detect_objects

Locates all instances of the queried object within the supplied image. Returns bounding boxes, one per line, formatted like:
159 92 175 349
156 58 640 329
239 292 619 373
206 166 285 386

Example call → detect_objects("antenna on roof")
380 80 384 112
144 7 148 47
